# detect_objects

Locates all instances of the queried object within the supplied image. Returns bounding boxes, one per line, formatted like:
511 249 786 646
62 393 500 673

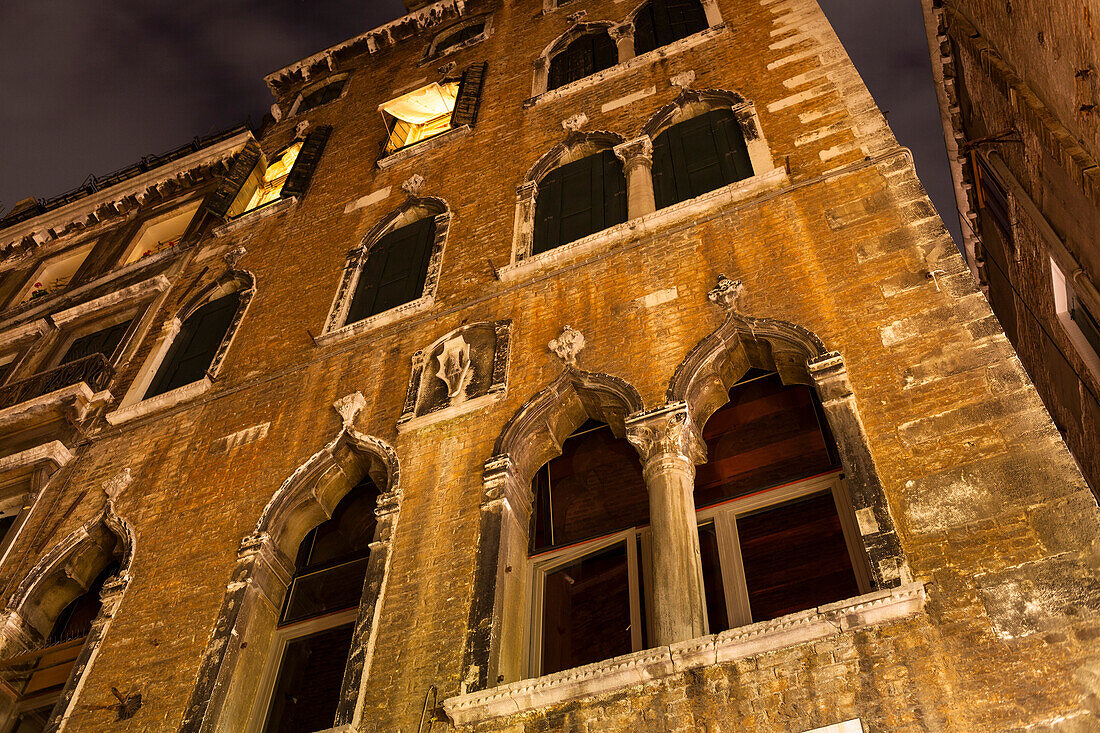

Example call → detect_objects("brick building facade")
0 0 1097 731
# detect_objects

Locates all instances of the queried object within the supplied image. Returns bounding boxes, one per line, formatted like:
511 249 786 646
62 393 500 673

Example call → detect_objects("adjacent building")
0 0 1097 730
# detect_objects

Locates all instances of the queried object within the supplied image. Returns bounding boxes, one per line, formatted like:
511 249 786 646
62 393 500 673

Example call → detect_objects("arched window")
633 0 708 55
145 291 242 399
260 478 379 732
346 217 435 325
547 31 617 90
693 370 862 630
533 150 626 255
434 21 486 57
527 420 649 676
295 78 348 116
652 108 753 209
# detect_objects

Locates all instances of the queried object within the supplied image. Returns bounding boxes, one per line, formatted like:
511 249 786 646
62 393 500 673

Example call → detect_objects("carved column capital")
516 180 538 202
613 135 654 173
482 454 532 523
609 22 634 41
625 403 706 471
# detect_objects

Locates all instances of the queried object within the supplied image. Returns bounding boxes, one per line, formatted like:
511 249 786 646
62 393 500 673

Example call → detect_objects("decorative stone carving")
402 174 425 197
102 469 133 503
294 120 311 139
609 22 634 41
707 274 743 311
561 113 588 132
548 325 585 366
270 104 283 122
613 136 654 172
223 246 247 269
399 321 512 430
566 10 588 23
439 61 458 76
334 392 367 429
670 70 696 90
625 405 706 467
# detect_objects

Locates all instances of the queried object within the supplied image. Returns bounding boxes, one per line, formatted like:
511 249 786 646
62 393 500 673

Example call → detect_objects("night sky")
0 0 960 244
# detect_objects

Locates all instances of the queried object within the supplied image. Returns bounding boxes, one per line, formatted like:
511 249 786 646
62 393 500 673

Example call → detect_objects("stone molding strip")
444 583 925 726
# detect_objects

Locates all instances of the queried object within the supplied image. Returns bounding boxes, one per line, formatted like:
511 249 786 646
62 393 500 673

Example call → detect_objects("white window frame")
246 608 359 733
425 15 493 61
118 201 200 267
523 470 869 678
9 242 96 308
1050 257 1100 379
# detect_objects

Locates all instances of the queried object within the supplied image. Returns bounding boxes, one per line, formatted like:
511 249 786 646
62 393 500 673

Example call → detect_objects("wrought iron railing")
0 354 113 411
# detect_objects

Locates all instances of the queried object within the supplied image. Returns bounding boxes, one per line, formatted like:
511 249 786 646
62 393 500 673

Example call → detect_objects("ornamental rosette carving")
549 325 585 366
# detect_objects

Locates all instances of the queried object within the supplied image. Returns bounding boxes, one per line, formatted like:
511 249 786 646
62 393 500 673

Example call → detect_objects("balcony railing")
0 354 113 411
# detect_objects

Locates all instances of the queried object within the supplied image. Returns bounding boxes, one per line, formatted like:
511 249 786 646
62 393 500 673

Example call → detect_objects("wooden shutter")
203 142 263 219
450 62 488 128
346 218 435 324
281 125 332 200
548 33 616 90
533 151 625 254
634 5 658 55
601 150 627 230
652 129 678 210
653 110 752 209
664 0 708 43
146 294 240 398
533 171 564 256
58 319 133 366
715 112 754 183
592 32 617 72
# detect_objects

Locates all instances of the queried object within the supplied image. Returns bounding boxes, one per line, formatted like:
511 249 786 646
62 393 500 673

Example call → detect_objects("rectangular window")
1050 258 1100 379
974 155 1013 242
55 319 133 368
121 203 199 266
381 82 459 154
243 142 302 213
1070 288 1100 360
12 244 95 307
262 619 355 733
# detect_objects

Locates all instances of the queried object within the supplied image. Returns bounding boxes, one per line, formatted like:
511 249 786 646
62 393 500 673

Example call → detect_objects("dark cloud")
0 0 960 249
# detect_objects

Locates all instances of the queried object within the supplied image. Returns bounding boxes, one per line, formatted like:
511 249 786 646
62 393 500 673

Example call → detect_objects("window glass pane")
548 32 616 90
531 420 648 552
698 522 730 633
696 372 839 508
263 623 354 733
298 79 346 114
382 82 458 153
436 23 484 55
541 542 633 675
1070 287 1100 358
736 492 859 622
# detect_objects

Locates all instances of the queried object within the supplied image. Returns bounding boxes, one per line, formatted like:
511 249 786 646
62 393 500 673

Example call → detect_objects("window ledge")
525 24 728 108
212 196 298 238
0 384 111 435
442 582 926 726
377 125 471 170
105 377 211 426
397 390 504 433
316 295 435 347
500 166 788 284
50 275 170 327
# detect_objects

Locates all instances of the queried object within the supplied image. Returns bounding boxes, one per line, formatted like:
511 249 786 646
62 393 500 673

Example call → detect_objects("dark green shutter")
346 218 435 324
652 109 753 209
204 142 263 219
533 174 564 255
146 294 240 398
58 320 133 366
548 33 617 90
533 151 625 254
634 0 707 54
450 62 488 128
281 126 332 201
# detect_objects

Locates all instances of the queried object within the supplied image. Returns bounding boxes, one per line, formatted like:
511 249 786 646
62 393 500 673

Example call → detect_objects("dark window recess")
533 150 627 255
281 478 379 625
11 706 52 733
49 562 119 645
695 371 840 509
145 293 240 399
530 420 648 553
547 32 617 90
203 142 263 219
736 492 859 622
450 62 488 128
633 0 708 55
974 155 1013 241
698 522 729 633
346 217 435 325
281 125 333 201
436 23 485 56
984 255 1019 344
56 320 132 367
652 108 754 209
540 542 635 676
297 80 347 115
262 623 355 733
0 515 15 546
1071 287 1100 358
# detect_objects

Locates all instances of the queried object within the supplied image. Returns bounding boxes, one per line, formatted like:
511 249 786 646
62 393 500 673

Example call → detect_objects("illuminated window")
242 143 302 214
120 202 199 266
381 82 460 154
13 244 94 307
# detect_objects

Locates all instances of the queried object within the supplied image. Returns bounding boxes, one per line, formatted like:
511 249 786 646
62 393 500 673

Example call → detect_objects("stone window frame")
6 241 97 311
317 195 450 347
527 1 724 104
116 199 202 268
0 501 136 733
1050 257 1100 381
0 319 52 388
422 14 494 62
456 279 914 715
178 401 401 733
0 442 74 573
287 72 352 118
106 268 255 426
501 93 783 283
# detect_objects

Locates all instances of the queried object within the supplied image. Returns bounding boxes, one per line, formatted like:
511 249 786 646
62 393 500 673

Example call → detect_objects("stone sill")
316 295 434 347
0 384 110 434
377 125 471 170
397 390 503 433
50 275 170 327
443 583 925 726
0 442 74 493
524 24 727 108
105 377 211 426
500 166 788 284
213 196 298 237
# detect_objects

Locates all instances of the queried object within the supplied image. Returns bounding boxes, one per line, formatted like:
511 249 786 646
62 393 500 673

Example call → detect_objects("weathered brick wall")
2 0 1098 731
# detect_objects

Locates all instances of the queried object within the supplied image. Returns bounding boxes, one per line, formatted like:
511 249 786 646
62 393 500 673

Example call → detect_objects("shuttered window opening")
346 217 436 325
145 293 240 399
382 64 486 155
547 32 617 91
633 0 708 55
652 109 754 209
533 150 627 255
296 79 347 115
57 319 133 367
280 125 332 200
435 22 486 57
974 155 1013 242
1070 287 1100 360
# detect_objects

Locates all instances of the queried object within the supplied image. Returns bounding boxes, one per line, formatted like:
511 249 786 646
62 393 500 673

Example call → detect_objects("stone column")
613 136 657 220
626 404 707 646
513 181 539 261
610 22 635 62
